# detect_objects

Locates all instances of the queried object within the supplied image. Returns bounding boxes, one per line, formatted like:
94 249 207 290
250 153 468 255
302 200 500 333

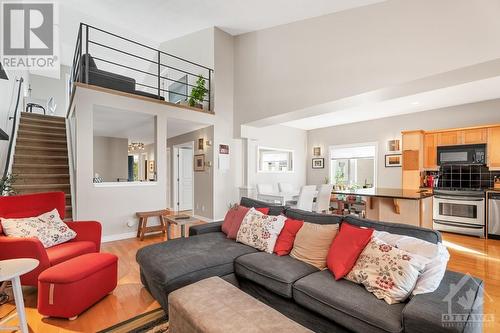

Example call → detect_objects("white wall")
167 126 214 218
29 65 70 116
0 69 29 174
307 99 500 188
242 124 307 193
93 136 128 182
233 0 500 129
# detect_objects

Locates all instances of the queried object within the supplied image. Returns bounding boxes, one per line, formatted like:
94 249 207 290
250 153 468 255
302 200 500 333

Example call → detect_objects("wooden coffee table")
164 214 200 238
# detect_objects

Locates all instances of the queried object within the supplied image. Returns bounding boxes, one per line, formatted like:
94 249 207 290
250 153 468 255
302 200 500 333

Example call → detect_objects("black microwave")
437 144 486 165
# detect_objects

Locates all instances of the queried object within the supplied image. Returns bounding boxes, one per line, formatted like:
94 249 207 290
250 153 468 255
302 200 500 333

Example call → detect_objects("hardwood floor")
1 230 499 332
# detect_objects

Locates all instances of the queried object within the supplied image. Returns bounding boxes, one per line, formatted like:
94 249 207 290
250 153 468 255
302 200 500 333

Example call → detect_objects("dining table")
257 191 300 205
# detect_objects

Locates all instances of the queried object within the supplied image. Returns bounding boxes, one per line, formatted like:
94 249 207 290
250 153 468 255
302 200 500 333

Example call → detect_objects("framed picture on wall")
385 154 402 167
194 154 205 171
387 139 401 152
198 138 204 150
312 158 324 169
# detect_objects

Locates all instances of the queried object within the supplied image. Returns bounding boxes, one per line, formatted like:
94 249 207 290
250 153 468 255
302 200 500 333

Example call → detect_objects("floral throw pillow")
345 237 429 304
1 209 77 248
236 208 287 253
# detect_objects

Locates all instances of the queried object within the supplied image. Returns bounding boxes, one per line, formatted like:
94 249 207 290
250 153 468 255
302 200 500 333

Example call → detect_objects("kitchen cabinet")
423 133 438 170
463 128 488 144
488 126 500 170
437 131 462 146
402 131 423 189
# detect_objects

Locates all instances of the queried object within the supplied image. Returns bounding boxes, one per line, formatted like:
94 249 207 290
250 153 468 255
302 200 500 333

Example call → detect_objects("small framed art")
385 154 402 167
194 154 205 171
312 158 324 169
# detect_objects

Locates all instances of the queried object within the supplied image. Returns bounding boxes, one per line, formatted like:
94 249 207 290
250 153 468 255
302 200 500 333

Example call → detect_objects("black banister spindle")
157 50 161 99
208 70 211 111
85 24 89 84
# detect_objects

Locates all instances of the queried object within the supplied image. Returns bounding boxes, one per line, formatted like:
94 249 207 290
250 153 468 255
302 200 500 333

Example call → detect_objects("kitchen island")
332 187 434 228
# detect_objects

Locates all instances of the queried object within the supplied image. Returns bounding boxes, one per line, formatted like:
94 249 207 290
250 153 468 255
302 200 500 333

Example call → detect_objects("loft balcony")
70 23 213 114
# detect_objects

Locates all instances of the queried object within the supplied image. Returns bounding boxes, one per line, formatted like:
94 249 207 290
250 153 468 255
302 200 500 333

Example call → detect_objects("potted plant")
189 75 208 109
0 174 15 196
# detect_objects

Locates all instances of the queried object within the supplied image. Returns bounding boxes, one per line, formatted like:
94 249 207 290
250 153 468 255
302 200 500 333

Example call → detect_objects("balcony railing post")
85 24 89 84
78 24 82 83
208 70 211 111
157 50 161 99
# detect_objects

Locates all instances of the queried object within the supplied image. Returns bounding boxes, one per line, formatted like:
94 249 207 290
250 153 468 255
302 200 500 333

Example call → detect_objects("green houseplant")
189 75 208 109
0 174 15 196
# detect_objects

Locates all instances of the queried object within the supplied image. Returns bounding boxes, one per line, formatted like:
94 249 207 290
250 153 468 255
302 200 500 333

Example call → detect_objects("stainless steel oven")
433 190 485 237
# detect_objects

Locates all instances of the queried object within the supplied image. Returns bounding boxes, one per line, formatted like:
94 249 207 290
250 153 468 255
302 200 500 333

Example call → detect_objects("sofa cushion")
46 241 97 266
235 252 318 298
236 209 287 253
221 205 250 239
343 215 441 244
136 232 258 309
274 218 304 256
293 270 405 333
285 208 343 225
240 197 285 216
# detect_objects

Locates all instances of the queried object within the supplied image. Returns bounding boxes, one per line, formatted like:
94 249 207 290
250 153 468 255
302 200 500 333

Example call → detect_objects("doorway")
173 142 194 212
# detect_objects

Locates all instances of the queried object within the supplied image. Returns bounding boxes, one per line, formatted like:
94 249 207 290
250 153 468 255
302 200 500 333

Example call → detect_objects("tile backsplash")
435 165 500 189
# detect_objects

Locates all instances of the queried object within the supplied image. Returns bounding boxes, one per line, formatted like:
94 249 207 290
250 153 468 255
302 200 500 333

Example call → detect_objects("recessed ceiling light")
411 101 420 105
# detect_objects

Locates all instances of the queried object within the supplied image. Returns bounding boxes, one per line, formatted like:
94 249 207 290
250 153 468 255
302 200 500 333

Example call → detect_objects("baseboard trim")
101 231 137 243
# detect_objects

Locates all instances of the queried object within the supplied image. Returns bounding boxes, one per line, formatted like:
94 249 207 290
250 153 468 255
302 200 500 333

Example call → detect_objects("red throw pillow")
255 207 270 215
222 206 250 239
274 218 304 256
327 223 373 280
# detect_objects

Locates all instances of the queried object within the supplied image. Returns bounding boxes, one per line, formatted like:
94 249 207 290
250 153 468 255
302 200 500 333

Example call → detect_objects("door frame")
172 141 194 213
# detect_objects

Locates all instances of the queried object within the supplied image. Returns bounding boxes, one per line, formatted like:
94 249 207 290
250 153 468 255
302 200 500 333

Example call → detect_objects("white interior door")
178 147 193 211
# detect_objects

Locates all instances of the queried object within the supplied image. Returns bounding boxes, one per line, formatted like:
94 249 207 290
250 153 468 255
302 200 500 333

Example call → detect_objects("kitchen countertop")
331 187 434 200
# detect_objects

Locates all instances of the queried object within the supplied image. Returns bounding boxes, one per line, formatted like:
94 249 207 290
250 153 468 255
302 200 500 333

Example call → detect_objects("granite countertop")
331 187 434 200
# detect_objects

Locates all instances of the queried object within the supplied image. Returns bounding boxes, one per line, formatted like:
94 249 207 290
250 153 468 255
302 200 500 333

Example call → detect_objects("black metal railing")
71 23 213 112
3 77 24 179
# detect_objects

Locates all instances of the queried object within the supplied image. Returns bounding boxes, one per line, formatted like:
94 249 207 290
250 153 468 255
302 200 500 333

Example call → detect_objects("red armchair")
0 192 102 286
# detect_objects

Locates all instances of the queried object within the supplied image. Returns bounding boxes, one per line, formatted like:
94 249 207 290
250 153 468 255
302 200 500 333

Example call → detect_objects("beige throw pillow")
290 222 339 270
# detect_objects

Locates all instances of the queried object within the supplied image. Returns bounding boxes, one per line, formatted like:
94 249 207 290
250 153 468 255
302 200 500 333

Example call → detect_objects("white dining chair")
278 182 295 193
293 185 317 211
314 184 333 213
257 184 278 203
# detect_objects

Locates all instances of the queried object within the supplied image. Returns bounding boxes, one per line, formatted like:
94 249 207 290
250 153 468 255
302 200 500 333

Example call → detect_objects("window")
330 144 377 188
257 146 294 173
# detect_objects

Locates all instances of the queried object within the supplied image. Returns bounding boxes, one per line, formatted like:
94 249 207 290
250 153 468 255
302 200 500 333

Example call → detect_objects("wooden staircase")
11 112 73 220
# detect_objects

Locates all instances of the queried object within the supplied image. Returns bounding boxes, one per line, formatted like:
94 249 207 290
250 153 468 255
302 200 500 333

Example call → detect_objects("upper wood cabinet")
462 128 488 144
436 128 488 146
437 131 461 146
488 126 500 170
423 133 438 170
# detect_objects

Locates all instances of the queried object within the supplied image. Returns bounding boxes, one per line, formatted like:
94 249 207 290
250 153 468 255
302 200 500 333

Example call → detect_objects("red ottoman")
37 253 118 319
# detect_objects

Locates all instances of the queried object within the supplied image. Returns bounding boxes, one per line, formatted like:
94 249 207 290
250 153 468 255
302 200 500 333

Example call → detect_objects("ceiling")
282 76 500 130
55 0 384 66
93 105 211 142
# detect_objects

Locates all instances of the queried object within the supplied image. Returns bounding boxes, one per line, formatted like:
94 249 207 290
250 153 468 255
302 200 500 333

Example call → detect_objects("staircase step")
16 137 67 149
13 183 71 194
14 155 68 165
21 112 65 123
66 194 72 206
65 206 73 219
15 174 70 185
19 123 66 133
12 164 70 174
17 129 66 140
15 145 68 156
20 117 66 128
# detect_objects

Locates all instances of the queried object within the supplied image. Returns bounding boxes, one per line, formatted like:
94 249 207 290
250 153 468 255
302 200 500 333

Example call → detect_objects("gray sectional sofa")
136 197 484 333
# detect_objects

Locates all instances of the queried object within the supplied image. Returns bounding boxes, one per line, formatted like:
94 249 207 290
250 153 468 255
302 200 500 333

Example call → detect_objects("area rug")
98 308 168 333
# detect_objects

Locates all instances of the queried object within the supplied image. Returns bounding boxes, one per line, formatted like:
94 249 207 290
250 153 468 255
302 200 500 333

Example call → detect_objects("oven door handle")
434 196 484 201
434 220 484 229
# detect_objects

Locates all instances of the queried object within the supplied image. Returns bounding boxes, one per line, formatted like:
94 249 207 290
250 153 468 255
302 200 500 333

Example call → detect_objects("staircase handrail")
3 77 24 179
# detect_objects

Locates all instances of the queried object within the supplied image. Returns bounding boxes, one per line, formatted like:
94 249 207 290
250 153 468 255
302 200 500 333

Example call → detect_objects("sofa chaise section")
136 231 257 309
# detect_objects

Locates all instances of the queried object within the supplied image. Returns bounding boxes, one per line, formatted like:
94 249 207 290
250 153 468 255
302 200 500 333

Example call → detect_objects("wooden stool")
136 209 171 241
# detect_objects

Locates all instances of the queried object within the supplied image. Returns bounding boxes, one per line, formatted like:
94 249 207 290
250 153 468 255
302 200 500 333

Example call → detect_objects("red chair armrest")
0 236 50 286
65 221 102 252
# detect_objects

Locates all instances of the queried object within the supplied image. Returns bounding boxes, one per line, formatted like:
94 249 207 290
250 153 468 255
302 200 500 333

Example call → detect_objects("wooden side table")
0 258 39 333
164 215 200 238
136 209 171 241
